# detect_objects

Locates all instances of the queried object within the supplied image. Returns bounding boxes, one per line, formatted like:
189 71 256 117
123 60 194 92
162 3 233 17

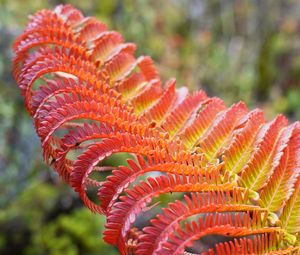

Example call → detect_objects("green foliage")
0 182 118 255
27 208 117 255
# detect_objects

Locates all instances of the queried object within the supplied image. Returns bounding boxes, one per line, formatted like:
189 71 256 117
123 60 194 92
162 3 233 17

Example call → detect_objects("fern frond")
137 190 263 255
179 97 226 149
196 102 248 162
259 122 300 212
222 109 265 175
156 211 280 255
280 174 300 234
240 115 289 191
207 233 299 255
13 4 300 254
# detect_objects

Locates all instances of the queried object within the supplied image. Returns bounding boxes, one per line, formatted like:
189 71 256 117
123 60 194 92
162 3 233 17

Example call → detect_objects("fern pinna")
13 4 300 255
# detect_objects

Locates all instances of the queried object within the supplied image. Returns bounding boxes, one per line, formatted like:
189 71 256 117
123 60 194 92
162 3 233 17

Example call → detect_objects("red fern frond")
13 4 300 254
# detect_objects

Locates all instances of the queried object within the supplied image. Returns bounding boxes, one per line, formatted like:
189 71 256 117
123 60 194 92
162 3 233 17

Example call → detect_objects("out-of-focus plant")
0 181 118 255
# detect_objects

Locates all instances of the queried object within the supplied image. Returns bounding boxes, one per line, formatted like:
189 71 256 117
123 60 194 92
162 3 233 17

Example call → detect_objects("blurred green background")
1 0 300 254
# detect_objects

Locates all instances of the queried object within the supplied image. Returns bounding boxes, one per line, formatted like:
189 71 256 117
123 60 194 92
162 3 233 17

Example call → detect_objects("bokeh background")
1 0 300 254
